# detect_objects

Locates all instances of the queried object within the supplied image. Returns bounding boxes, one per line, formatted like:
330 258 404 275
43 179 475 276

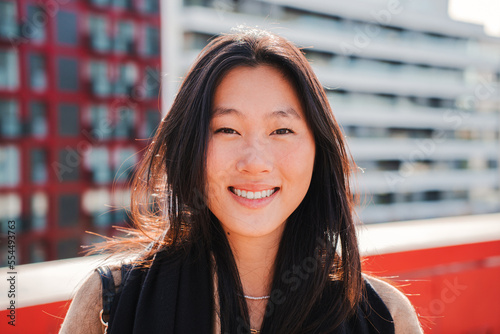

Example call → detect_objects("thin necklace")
244 294 270 300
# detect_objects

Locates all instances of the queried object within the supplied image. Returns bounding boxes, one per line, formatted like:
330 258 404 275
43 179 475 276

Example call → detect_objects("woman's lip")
228 186 280 192
229 186 280 192
228 187 279 209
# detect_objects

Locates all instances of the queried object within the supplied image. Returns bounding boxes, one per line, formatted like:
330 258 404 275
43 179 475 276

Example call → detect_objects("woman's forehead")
211 65 304 118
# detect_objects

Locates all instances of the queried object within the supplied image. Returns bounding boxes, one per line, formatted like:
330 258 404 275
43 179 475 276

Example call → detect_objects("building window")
144 109 160 138
89 60 111 97
29 241 48 263
31 192 48 231
86 146 111 184
29 54 47 91
0 99 20 138
58 148 79 182
114 63 137 96
113 0 133 10
90 105 112 140
58 194 80 227
114 21 135 54
30 102 48 138
26 5 46 42
58 57 79 91
56 11 78 46
0 146 20 187
89 15 110 52
0 1 17 39
83 188 112 227
143 67 160 98
141 0 159 13
58 103 80 136
90 0 111 7
0 49 19 90
142 25 159 56
57 238 80 259
0 193 22 232
113 147 136 182
31 149 47 184
114 107 135 138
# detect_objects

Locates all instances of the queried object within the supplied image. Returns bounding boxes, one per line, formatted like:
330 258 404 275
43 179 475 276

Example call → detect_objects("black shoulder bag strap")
96 266 116 333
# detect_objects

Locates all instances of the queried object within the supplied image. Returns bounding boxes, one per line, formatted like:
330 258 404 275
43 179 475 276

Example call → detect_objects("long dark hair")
88 27 362 333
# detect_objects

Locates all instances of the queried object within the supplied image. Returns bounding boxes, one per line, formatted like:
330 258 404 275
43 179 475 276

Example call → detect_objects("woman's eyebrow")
212 107 301 120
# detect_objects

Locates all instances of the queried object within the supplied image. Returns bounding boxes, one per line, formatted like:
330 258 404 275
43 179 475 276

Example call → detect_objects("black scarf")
107 245 394 334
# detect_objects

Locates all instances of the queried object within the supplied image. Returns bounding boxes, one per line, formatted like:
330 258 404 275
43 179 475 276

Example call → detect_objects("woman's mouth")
228 187 279 200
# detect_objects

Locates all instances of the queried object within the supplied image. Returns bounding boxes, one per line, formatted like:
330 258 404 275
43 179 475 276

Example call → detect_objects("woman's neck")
226 230 282 298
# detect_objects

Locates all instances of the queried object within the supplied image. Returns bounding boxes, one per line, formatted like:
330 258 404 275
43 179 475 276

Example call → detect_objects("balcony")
181 5 500 70
1 213 499 333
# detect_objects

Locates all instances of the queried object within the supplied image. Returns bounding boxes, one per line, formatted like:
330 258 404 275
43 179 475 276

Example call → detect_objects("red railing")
1 213 500 333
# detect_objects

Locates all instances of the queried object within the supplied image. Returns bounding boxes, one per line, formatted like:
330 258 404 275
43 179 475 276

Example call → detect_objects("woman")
60 27 422 334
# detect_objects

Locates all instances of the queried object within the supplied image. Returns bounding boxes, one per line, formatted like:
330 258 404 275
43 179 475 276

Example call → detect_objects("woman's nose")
236 138 273 175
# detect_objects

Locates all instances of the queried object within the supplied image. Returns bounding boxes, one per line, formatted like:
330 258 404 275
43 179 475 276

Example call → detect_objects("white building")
162 0 500 223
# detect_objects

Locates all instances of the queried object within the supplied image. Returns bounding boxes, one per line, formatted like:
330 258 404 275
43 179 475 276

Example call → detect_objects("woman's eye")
214 128 294 135
273 128 294 135
215 127 238 134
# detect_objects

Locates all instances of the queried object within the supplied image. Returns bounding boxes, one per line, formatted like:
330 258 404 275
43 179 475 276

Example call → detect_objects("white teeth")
231 188 277 200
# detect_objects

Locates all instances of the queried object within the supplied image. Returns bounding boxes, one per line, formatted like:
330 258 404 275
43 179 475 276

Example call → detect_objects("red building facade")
0 0 161 265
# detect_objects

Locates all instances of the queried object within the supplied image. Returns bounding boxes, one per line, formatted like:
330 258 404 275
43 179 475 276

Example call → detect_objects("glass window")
58 194 80 227
0 1 17 39
113 147 136 182
25 5 46 42
87 146 111 183
143 67 160 98
0 146 20 187
114 21 134 54
141 0 159 13
57 238 80 259
0 194 22 231
89 61 111 97
0 49 19 90
0 99 20 138
31 149 47 184
56 11 78 45
143 26 159 56
90 0 110 7
113 0 133 9
89 15 110 52
29 241 48 263
58 148 79 182
29 54 47 91
114 63 136 96
90 105 112 140
144 109 160 138
114 107 134 138
58 103 79 136
31 192 48 231
58 57 79 91
30 102 47 137
93 210 112 227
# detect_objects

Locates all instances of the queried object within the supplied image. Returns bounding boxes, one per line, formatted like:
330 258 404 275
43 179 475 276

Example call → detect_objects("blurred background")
0 0 499 332
1 0 498 264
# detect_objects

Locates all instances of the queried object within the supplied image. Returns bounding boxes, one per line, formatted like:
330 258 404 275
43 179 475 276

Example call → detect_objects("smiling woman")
59 27 422 334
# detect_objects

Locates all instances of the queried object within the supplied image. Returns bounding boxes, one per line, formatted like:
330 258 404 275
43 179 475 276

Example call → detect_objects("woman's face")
206 65 316 240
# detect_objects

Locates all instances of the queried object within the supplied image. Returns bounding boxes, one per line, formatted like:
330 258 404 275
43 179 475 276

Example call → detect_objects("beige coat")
59 264 424 334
